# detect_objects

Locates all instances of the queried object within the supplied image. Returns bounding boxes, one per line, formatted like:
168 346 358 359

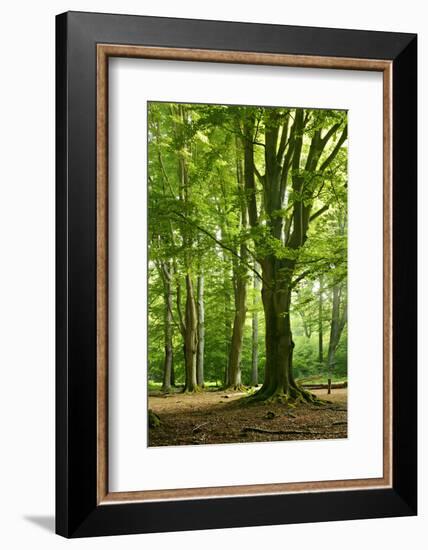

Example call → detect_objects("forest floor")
148 387 347 447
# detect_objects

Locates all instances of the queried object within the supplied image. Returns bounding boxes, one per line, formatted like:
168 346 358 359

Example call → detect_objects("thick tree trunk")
162 271 173 392
251 267 260 386
250 258 316 404
196 274 205 387
257 259 291 399
183 274 198 392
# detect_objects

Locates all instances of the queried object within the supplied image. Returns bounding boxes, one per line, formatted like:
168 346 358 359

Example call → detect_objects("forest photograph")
147 101 348 447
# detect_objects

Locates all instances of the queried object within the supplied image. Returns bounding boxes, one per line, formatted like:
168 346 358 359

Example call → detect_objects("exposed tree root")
182 385 202 394
192 421 209 432
223 384 247 393
308 405 344 411
241 426 345 436
243 382 328 407
148 409 161 428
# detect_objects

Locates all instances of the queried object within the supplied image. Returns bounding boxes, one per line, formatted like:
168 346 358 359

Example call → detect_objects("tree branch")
321 122 341 147
276 115 290 163
243 113 259 228
175 281 186 337
254 165 264 185
291 269 312 288
319 125 348 172
170 210 267 285
309 204 329 222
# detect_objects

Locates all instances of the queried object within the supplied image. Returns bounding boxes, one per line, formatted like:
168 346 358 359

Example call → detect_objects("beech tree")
241 106 347 403
225 137 249 389
251 264 260 386
196 274 205 387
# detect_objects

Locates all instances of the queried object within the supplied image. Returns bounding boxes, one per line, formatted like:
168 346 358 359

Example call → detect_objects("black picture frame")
56 10 417 538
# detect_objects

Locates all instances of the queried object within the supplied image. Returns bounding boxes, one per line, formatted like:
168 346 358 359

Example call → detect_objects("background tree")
196 273 205 387
251 264 261 386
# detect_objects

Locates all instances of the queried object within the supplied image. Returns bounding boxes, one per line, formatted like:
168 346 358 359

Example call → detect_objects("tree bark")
318 275 324 364
327 283 347 373
248 258 313 403
196 274 205 387
327 215 347 376
161 264 173 392
171 104 199 392
225 136 248 390
223 292 231 387
183 274 198 392
251 266 260 386
299 310 311 339
254 258 291 399
170 361 176 387
227 256 247 389
222 234 232 387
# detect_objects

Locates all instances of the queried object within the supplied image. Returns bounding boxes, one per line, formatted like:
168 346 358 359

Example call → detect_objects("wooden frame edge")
383 62 393 489
98 44 391 71
97 45 109 503
96 43 393 505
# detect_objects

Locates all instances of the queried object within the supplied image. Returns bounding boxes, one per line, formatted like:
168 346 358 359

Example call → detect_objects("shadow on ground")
24 515 55 533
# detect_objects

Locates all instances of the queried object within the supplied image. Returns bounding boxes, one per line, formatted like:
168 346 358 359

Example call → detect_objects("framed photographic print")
56 11 417 538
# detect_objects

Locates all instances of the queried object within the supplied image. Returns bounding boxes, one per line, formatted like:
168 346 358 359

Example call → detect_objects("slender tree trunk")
162 269 173 392
318 275 324 364
196 274 205 387
327 283 347 373
172 104 199 392
156 260 174 393
183 274 198 392
170 361 176 387
221 230 232 387
326 214 347 375
299 311 311 339
251 266 260 386
226 137 248 390
223 289 232 386
227 256 247 389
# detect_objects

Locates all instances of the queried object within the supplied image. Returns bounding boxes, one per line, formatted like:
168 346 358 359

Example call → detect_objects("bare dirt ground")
148 388 347 447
